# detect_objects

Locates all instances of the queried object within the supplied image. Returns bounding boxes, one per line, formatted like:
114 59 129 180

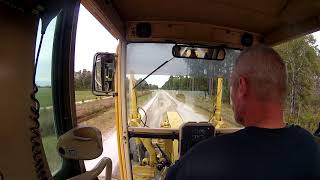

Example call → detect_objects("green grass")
37 88 97 107
36 88 61 173
75 90 97 102
39 108 56 136
137 91 154 107
39 109 62 173
37 87 53 107
42 135 62 173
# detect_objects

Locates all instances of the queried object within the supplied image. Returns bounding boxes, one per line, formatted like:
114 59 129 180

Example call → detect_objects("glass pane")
126 43 241 129
35 17 62 173
74 4 119 179
274 32 320 133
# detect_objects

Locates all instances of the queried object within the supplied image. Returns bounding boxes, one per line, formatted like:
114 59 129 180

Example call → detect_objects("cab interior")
0 0 319 179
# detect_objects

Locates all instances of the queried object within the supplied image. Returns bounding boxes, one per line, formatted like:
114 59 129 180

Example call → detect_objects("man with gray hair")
165 45 320 180
230 45 287 128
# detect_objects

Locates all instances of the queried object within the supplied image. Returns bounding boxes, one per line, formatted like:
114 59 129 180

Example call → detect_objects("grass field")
39 108 56 136
42 135 62 173
37 88 53 107
37 87 97 107
75 90 97 102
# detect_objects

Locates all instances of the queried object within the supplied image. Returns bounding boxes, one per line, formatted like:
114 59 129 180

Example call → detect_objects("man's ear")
238 76 248 98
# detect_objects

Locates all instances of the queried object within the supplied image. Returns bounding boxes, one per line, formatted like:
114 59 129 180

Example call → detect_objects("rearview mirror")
172 44 225 60
92 52 115 96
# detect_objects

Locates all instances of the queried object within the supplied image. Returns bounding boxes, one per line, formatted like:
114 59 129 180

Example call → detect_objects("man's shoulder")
196 128 245 148
287 125 317 144
183 125 318 160
165 126 320 180
165 129 246 179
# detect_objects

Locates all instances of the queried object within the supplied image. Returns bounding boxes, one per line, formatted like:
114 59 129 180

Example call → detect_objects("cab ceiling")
83 0 320 45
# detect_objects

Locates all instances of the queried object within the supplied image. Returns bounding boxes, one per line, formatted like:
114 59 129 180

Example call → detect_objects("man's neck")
242 100 285 129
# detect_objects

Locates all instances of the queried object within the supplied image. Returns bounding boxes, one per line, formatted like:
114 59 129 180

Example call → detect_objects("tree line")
126 78 159 90
75 70 160 91
274 35 320 132
74 69 92 90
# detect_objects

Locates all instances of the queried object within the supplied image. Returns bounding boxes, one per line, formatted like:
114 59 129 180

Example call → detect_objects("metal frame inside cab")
82 2 320 180
2 0 319 179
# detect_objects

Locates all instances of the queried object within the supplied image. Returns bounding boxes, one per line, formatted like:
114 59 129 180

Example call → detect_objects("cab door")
35 0 85 179
50 0 85 179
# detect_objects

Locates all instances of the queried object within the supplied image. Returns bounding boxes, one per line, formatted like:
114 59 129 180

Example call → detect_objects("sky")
74 5 118 72
35 5 118 86
35 4 320 87
313 31 320 48
35 18 56 86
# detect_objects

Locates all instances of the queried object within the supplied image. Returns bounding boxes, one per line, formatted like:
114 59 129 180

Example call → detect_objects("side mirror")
92 52 116 96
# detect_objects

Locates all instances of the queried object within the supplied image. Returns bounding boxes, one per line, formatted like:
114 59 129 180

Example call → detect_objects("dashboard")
179 122 215 157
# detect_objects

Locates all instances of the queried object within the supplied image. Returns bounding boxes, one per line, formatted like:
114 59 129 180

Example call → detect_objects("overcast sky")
35 4 320 87
74 5 118 72
313 31 320 47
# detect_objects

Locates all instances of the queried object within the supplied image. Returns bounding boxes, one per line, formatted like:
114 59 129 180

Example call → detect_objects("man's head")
230 44 287 127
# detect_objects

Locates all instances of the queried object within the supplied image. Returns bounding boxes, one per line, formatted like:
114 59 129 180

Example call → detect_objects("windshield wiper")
133 57 175 89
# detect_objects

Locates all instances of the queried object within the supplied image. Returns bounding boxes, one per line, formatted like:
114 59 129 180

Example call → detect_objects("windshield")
126 43 241 129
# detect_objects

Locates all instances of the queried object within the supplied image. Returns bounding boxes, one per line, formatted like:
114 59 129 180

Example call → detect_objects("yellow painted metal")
163 140 173 162
167 112 183 128
215 120 225 128
131 111 183 178
115 43 127 180
166 112 183 162
140 138 157 166
129 117 157 166
128 79 185 178
210 77 226 128
128 76 157 167
129 75 140 120
215 77 223 122
132 165 156 179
